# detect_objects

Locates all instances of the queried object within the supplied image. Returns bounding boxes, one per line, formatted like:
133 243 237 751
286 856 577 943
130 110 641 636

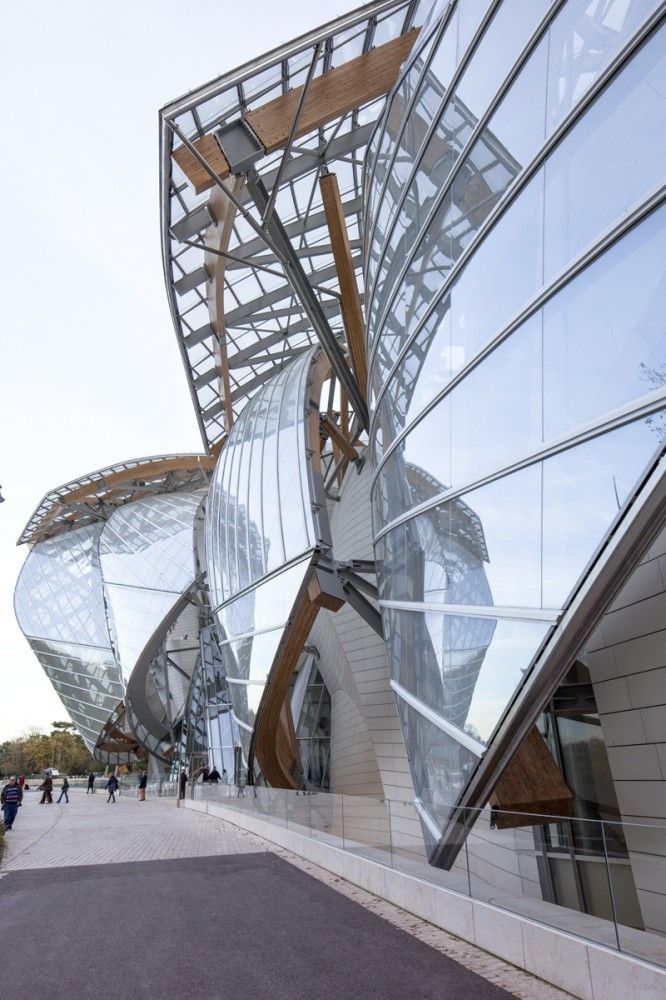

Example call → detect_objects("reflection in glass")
14 524 124 752
99 489 205 680
205 351 325 757
206 349 317 615
365 0 666 854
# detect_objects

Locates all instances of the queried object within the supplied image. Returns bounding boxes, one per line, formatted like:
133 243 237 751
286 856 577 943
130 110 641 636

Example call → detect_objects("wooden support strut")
320 414 359 462
319 172 368 399
205 175 246 433
251 564 345 789
31 455 216 543
489 727 574 829
172 30 420 195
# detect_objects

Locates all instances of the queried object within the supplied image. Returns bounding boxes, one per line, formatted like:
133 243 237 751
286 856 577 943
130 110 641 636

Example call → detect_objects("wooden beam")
489 727 574 829
247 30 418 152
319 172 367 399
251 563 344 788
173 134 231 196
321 415 358 462
32 455 216 542
251 575 319 789
174 30 419 193
206 175 246 433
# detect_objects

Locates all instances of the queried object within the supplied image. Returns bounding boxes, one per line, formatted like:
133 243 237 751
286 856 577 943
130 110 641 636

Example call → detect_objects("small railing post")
600 819 621 951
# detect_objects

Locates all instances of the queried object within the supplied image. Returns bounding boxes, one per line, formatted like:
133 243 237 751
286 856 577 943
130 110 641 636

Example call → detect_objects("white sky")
0 0 356 741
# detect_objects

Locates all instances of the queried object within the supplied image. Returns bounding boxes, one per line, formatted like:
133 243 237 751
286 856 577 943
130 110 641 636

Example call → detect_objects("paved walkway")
1 787 255 870
0 790 567 1000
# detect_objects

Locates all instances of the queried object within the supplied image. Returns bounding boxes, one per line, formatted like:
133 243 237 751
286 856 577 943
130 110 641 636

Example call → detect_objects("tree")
0 727 98 777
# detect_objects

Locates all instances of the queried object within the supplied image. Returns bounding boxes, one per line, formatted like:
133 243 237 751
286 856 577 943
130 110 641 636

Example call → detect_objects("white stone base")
184 797 666 1000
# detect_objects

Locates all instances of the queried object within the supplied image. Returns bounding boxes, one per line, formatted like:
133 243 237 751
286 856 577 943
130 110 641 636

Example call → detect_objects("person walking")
57 777 70 804
179 769 188 800
1 776 23 830
39 774 53 804
105 773 119 803
138 772 148 802
87 771 96 794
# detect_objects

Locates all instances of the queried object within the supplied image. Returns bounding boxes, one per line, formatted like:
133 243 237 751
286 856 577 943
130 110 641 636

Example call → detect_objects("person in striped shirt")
1 776 23 830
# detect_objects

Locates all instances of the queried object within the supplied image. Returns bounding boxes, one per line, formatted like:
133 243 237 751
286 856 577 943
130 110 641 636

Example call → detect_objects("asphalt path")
0 851 513 1000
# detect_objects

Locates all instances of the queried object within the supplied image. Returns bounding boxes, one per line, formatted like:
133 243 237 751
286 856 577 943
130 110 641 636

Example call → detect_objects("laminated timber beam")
319 172 368 399
250 563 345 789
172 30 420 194
31 455 216 543
489 727 574 829
205 174 246 433
320 415 359 463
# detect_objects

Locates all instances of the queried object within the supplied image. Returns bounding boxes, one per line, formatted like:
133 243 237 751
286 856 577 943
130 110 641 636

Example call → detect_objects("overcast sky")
0 0 356 741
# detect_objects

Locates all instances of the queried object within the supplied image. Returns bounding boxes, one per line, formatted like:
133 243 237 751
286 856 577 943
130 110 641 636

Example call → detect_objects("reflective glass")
215 557 312 730
542 418 664 608
395 695 478 831
371 0 545 343
545 0 660 136
377 491 492 605
374 311 542 516
22 637 122 754
543 204 666 438
379 464 542 609
384 607 549 742
103 585 176 681
544 24 666 280
15 523 110 648
371 297 452 466
99 491 203 591
206 349 317 615
98 490 205 680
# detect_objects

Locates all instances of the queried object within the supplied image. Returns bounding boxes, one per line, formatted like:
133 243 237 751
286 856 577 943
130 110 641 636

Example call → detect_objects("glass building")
14 0 666 972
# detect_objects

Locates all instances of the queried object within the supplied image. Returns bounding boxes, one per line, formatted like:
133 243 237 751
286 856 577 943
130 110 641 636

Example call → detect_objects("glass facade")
205 348 327 765
365 1 666 842
99 490 206 680
14 524 123 752
181 625 238 779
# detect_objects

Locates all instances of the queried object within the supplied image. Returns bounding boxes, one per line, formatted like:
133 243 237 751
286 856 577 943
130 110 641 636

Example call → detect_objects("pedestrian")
18 775 25 790
202 766 210 783
87 771 96 794
1 776 23 830
39 774 53 804
208 766 220 784
105 773 119 803
138 772 148 802
57 777 69 804
179 769 188 800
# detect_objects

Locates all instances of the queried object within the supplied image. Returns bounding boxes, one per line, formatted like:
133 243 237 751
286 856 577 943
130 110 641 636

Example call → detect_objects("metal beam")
262 41 323 225
246 170 368 428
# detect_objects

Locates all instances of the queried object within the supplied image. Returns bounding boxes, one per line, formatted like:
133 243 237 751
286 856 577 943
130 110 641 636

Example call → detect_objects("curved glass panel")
366 2 666 841
14 523 123 752
206 348 317 615
205 350 326 762
369 2 665 413
99 489 205 680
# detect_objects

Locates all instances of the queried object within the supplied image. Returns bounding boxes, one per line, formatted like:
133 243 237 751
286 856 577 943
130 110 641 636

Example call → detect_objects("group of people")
2 769 151 829
35 774 70 804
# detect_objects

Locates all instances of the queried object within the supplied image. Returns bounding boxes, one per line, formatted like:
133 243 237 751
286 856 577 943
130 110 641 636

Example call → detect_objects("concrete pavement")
0 789 565 1000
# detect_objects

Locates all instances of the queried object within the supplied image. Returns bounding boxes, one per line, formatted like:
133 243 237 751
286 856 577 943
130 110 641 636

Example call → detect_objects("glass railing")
191 782 666 969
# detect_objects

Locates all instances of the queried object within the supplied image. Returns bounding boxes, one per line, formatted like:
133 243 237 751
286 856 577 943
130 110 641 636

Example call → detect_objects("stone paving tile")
0 787 256 872
1 788 571 999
